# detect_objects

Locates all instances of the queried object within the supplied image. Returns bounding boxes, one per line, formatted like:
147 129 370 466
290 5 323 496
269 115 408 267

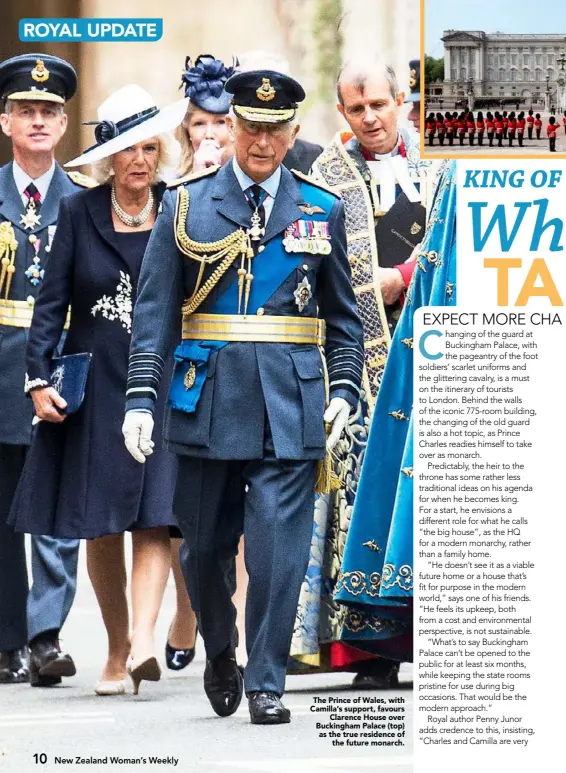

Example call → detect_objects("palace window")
534 69 542 82
511 54 517 66
535 54 542 66
523 54 530 66
498 68 506 81
461 67 467 80
451 67 458 81
499 54 505 66
522 68 530 82
487 69 494 82
510 70 517 82
547 54 554 66
488 54 494 66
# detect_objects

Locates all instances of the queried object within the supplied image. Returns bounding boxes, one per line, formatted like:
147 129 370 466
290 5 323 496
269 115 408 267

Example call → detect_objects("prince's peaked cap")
224 69 305 124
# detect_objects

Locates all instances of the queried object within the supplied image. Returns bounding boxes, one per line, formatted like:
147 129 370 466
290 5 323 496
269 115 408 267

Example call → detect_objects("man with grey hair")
123 68 364 724
297 57 438 687
0 53 93 687
236 50 323 174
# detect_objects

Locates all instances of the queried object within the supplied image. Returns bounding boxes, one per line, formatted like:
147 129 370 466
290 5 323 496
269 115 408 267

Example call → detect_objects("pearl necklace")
111 184 155 227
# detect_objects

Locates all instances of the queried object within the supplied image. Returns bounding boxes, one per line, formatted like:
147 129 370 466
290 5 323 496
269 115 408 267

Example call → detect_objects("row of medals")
283 220 331 255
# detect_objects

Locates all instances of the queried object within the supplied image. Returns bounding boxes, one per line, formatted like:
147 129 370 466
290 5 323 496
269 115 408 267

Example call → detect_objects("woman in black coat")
9 85 188 696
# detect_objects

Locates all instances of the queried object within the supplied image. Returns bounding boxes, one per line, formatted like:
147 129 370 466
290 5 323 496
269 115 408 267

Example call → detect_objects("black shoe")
29 634 76 687
352 659 400 690
248 692 291 725
203 647 243 717
165 640 196 671
0 648 29 684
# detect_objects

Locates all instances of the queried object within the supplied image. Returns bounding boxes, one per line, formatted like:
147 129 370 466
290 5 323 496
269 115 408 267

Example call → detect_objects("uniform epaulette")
66 170 97 188
290 169 339 198
167 165 220 188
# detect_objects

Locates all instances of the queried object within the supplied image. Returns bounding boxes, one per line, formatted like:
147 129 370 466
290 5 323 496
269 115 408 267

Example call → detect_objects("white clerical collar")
12 159 56 202
232 157 281 200
370 134 402 161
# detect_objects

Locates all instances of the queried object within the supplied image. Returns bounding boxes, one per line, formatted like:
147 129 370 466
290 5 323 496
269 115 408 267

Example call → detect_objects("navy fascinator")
180 54 236 114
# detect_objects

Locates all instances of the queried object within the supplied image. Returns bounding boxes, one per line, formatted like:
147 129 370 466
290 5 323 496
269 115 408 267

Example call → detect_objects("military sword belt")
181 313 326 346
0 298 70 329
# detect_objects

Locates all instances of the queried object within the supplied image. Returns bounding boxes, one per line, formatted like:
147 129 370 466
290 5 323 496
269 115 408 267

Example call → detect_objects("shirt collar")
232 157 281 200
12 159 56 201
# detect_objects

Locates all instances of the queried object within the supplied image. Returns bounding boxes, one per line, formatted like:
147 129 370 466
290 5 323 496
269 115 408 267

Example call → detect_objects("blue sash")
169 181 330 413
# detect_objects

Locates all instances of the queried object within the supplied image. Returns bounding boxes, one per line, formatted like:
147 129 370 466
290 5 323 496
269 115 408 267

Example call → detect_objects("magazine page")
0 1 562 772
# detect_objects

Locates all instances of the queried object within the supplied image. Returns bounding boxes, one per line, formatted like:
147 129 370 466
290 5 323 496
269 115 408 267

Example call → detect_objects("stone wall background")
1 0 419 166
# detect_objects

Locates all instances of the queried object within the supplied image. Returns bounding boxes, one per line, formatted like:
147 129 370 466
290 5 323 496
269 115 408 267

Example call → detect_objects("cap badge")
410 222 422 235
256 78 276 102
31 59 50 83
409 69 417 89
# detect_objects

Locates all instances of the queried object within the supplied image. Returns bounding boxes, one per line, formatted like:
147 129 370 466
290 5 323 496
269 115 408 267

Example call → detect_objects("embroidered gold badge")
184 363 197 390
410 222 422 235
31 59 50 83
256 78 276 102
409 69 417 89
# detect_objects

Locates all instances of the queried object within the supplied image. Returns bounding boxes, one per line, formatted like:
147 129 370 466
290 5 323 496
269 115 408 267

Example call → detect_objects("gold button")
256 307 265 316
26 296 35 307
303 264 309 271
29 234 37 244
258 245 265 253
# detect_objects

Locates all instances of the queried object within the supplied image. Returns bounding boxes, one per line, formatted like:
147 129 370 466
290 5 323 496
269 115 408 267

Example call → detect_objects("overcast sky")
425 0 566 55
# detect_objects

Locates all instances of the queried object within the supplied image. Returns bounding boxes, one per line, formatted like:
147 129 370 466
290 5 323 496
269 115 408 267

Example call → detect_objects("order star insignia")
20 206 41 230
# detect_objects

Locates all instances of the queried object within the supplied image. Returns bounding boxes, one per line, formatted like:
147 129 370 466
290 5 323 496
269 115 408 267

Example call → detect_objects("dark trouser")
175 452 316 696
509 133 514 146
0 445 28 651
518 133 523 147
428 135 434 145
550 137 556 152
459 135 464 145
536 129 541 139
0 444 79 651
503 128 508 138
528 127 533 139
498 134 503 147
438 134 444 145
488 132 494 146
448 134 454 145
478 133 484 145
469 134 474 145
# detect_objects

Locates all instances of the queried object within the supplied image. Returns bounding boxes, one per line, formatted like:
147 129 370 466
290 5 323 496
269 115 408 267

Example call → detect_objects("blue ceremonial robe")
334 161 457 655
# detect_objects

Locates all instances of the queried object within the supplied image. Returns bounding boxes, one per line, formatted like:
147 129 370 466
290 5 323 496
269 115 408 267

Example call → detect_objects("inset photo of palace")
424 1 566 155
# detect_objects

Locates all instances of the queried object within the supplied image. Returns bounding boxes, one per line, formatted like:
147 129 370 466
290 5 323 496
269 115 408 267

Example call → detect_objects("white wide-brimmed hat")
65 84 189 167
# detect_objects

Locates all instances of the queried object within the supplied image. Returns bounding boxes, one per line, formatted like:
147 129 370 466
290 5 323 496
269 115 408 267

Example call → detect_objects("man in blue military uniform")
123 69 364 724
0 54 91 686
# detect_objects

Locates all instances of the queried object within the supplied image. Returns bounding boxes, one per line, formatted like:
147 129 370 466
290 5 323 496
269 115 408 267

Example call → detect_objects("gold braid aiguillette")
174 188 250 317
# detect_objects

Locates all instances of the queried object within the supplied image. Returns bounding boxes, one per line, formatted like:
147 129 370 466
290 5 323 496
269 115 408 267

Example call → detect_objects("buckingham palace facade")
440 30 566 106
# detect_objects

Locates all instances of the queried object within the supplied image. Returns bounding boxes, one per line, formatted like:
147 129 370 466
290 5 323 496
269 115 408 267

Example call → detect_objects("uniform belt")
181 313 326 345
0 299 70 329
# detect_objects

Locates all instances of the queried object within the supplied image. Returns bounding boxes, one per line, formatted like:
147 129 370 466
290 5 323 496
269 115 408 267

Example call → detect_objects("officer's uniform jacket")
0 162 91 445
126 161 364 461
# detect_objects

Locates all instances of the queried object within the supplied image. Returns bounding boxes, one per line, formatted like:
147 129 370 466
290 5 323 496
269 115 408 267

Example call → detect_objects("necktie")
246 184 266 232
24 182 42 212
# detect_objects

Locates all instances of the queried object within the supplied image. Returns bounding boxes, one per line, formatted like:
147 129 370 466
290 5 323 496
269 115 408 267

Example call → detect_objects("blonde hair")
90 132 180 185
175 103 197 177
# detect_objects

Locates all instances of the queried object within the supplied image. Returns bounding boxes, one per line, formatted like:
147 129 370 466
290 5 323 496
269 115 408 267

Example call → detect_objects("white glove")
324 397 351 451
122 410 155 464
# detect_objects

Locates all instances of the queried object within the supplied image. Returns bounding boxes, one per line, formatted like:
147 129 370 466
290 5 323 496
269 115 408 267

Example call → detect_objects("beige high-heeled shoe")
94 679 127 696
127 655 161 695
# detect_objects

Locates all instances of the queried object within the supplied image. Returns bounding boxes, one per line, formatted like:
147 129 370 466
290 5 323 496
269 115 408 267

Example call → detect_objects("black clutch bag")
374 192 426 268
49 353 92 414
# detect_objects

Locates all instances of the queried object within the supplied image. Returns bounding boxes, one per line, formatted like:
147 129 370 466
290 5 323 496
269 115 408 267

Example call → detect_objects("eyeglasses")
241 121 290 138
